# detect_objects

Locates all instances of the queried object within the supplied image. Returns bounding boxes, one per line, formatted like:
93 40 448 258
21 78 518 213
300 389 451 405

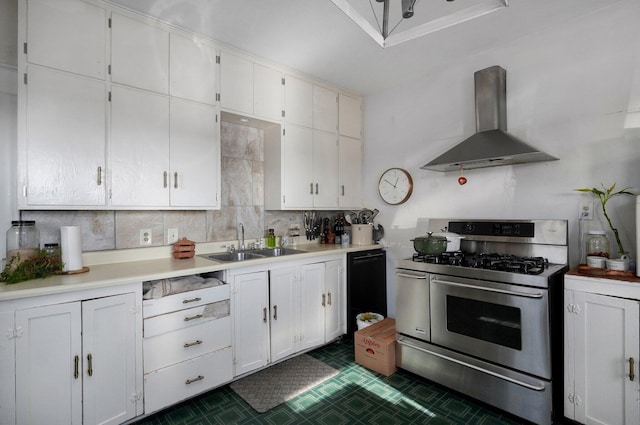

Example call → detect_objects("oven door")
430 274 551 379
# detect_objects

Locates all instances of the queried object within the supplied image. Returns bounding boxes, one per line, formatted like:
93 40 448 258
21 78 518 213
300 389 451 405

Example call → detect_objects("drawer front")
144 347 233 414
144 316 231 372
143 284 230 318
144 300 229 337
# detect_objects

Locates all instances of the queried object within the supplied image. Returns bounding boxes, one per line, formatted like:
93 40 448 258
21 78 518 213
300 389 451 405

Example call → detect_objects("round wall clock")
378 168 413 205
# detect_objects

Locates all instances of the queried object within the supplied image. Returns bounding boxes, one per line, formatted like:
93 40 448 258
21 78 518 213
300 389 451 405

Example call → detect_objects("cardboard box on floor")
354 317 397 376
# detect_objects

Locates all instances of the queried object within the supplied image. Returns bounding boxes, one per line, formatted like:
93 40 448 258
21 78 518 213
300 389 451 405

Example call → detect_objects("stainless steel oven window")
446 296 522 350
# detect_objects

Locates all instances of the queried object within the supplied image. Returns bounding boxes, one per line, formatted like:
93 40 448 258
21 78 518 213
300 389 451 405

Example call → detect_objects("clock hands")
383 178 396 188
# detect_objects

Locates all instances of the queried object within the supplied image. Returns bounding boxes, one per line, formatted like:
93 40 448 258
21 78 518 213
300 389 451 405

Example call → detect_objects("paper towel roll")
61 225 83 272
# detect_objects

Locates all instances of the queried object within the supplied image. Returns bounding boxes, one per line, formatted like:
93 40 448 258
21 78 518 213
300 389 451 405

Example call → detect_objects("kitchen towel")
61 225 83 272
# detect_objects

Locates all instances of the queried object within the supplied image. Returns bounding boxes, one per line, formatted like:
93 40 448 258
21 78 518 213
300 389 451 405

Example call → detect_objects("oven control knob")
464 223 474 233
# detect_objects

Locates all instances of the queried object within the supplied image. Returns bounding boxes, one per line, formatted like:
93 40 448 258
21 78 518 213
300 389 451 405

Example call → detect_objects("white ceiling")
105 0 620 95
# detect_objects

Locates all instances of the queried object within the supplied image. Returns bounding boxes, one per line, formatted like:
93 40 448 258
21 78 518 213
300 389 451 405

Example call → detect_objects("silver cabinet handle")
322 293 326 307
97 166 102 186
174 172 178 189
327 291 332 306
263 307 268 323
630 357 635 381
184 314 203 322
163 171 168 188
273 305 278 320
185 375 204 385
87 353 93 377
315 183 318 194
74 355 79 379
341 185 345 196
310 182 313 194
184 340 203 348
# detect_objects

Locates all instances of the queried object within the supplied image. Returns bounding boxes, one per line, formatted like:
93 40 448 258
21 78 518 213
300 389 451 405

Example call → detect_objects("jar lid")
588 230 606 235
11 220 36 226
44 243 59 248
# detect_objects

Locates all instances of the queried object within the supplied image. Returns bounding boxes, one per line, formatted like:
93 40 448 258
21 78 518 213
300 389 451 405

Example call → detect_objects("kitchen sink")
202 251 267 262
200 247 306 262
254 247 306 257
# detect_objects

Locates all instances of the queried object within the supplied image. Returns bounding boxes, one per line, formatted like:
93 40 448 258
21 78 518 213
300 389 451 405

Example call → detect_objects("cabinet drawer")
144 347 233 414
144 316 231 372
143 284 230 318
144 300 229 337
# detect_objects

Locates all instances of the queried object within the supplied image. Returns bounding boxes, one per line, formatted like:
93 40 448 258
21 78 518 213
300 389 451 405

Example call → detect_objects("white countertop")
0 243 383 301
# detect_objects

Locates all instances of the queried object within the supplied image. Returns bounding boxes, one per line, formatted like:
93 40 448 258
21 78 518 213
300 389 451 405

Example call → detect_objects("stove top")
411 252 550 275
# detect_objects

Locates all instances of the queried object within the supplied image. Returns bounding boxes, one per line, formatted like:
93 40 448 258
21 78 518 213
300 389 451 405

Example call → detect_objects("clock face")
378 168 413 205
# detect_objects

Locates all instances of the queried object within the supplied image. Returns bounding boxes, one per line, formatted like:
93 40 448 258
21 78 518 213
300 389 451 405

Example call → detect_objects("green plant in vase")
576 183 634 257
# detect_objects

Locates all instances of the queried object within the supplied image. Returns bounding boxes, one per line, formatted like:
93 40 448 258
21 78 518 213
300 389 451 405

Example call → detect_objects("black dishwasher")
346 249 387 334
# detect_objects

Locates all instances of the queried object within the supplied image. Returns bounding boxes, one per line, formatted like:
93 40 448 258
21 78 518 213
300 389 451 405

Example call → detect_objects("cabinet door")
284 75 312 127
169 33 217 105
324 260 344 341
269 267 299 362
573 291 640 425
313 85 338 132
110 85 170 207
16 302 82 425
312 130 339 208
338 94 362 138
169 99 220 208
25 65 106 206
299 263 326 350
219 51 253 115
111 13 169 94
82 293 138 425
26 0 106 79
338 135 363 208
254 64 282 122
232 271 269 376
282 125 313 208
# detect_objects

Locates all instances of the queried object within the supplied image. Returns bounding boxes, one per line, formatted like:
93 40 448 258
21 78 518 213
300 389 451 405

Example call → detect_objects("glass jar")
266 229 276 248
586 230 610 258
43 243 61 262
6 221 40 263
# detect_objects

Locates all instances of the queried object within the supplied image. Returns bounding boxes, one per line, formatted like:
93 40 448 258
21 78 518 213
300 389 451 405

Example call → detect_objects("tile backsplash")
20 121 304 252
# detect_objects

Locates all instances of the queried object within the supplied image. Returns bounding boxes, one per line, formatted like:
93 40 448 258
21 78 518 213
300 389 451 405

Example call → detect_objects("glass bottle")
266 229 276 248
586 230 610 258
6 221 40 263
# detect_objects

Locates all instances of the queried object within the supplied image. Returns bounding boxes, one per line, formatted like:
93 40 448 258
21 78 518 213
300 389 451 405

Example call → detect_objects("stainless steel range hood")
422 66 557 172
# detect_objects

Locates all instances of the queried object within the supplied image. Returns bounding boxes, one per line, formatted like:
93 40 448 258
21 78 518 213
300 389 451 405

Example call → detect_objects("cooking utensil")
411 232 448 255
431 230 465 252
373 224 385 243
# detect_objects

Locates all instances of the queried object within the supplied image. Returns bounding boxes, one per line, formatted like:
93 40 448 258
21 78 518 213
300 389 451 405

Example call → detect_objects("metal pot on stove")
431 231 465 252
411 232 449 255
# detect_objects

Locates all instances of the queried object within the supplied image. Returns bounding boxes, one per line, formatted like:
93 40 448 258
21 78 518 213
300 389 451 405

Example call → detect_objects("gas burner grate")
411 252 549 275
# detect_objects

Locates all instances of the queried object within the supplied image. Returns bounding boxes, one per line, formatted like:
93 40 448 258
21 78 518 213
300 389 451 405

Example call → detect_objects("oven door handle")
431 279 544 299
396 271 428 279
397 337 546 391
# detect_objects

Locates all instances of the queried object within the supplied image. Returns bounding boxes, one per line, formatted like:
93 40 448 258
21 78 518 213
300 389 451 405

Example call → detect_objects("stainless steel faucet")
239 223 245 251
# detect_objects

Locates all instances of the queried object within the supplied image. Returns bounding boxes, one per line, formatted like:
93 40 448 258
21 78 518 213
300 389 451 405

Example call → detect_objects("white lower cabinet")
11 290 141 425
564 274 640 425
142 281 232 414
231 257 345 376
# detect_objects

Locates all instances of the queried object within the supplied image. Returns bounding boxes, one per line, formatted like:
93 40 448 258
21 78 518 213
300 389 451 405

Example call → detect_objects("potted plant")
576 183 634 257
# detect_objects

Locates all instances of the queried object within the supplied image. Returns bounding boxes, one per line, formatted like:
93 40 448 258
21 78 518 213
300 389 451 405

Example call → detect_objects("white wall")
363 0 640 318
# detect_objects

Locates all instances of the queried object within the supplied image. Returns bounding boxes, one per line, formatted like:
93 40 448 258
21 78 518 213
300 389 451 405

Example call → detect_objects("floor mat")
230 354 339 413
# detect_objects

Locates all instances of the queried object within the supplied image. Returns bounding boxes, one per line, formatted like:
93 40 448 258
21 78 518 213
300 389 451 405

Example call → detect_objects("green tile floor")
134 339 533 425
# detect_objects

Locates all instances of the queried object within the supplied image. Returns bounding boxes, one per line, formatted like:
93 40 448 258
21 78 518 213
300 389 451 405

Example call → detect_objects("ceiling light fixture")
330 0 509 48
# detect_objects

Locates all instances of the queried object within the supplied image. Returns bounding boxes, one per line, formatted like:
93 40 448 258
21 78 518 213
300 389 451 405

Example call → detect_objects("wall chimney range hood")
422 66 557 172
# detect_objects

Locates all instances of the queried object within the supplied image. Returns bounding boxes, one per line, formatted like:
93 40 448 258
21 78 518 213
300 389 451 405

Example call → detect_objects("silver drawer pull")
184 340 203 348
182 297 202 304
184 314 203 322
185 375 204 385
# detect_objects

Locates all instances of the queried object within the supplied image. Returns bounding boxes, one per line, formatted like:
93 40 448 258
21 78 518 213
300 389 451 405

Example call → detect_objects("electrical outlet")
140 229 152 246
579 202 593 220
167 228 179 244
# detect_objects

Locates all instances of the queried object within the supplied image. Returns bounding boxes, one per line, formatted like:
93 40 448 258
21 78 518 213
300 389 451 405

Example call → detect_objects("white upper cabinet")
169 32 217 105
281 125 314 208
25 0 106 79
284 75 313 127
24 65 106 207
254 63 283 122
338 135 363 208
220 51 283 122
312 130 339 208
339 93 362 138
111 13 169 94
110 85 170 207
169 98 220 208
313 85 338 133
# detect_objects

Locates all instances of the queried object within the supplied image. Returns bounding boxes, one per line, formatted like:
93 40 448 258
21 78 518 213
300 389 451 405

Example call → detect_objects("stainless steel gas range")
395 219 568 425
